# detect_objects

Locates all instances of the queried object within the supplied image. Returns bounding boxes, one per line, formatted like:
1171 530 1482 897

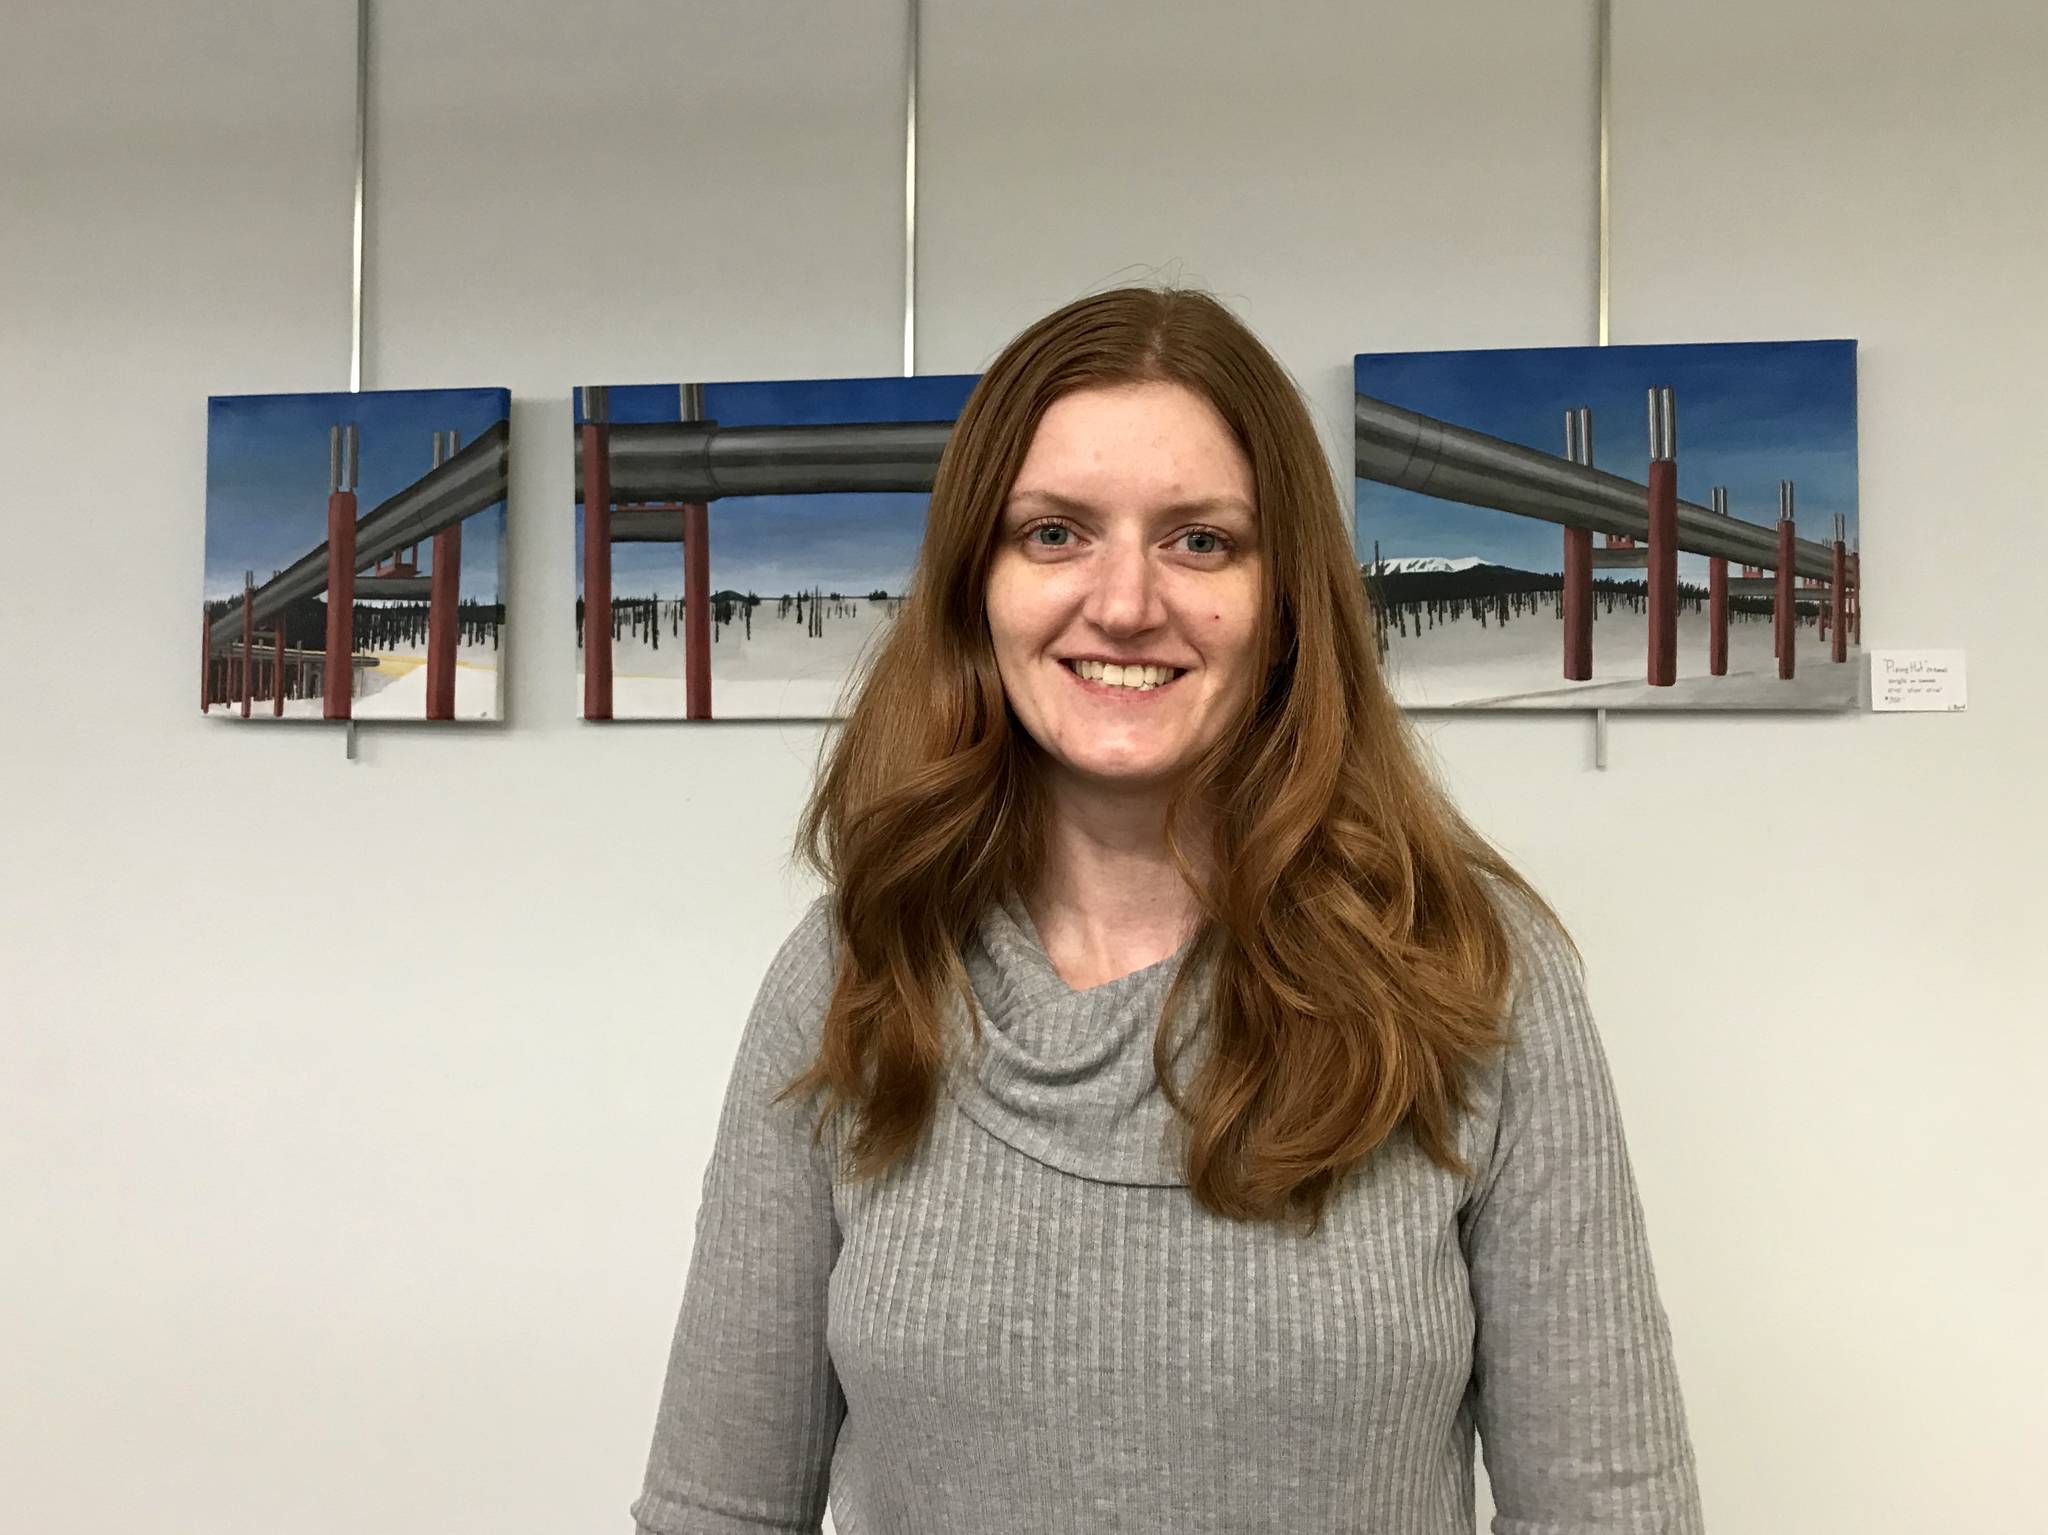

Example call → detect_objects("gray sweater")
631 888 1705 1534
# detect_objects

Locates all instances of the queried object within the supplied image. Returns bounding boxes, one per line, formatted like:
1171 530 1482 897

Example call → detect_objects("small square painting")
202 387 510 721
572 374 979 720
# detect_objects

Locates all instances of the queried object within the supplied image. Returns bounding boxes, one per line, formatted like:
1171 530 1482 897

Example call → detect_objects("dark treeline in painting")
201 595 504 654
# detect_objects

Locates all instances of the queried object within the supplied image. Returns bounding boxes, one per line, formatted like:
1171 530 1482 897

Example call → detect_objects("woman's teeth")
1068 660 1182 691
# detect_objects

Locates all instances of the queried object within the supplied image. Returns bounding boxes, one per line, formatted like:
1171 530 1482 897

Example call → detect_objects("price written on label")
1870 649 1967 712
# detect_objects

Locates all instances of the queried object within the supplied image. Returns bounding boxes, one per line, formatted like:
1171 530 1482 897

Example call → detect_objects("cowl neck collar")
942 891 1215 1187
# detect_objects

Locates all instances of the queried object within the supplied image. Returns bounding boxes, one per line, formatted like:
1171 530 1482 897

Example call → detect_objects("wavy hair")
777 284 1572 1234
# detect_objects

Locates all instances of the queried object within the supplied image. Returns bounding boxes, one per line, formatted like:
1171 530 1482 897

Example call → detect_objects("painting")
1353 340 1860 709
202 387 510 721
572 373 979 720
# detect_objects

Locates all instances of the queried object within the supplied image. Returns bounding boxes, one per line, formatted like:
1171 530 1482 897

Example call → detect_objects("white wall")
3 3 2040 1532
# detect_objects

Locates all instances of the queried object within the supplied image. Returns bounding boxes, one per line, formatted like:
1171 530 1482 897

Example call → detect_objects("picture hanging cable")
350 0 370 392
902 0 920 377
1596 0 1612 348
1592 0 1613 767
345 0 370 760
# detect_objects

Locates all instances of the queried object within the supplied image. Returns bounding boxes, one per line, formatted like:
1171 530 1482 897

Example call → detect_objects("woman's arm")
632 900 845 1535
1458 905 1707 1534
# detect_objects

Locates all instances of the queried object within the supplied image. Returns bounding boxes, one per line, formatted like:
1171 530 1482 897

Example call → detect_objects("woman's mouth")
1060 658 1188 697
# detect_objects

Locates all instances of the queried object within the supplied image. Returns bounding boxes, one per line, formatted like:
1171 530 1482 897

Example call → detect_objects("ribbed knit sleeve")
1458 909 1707 1533
631 902 843 1535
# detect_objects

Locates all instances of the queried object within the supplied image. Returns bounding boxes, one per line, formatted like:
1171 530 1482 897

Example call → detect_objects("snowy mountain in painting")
1360 555 1486 574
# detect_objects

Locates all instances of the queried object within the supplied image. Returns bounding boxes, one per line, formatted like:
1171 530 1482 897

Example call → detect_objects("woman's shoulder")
754 894 840 1024
1462 870 1613 1117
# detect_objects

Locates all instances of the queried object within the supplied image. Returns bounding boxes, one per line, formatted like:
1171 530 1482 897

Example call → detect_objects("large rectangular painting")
1353 340 1860 709
202 387 510 721
572 374 979 720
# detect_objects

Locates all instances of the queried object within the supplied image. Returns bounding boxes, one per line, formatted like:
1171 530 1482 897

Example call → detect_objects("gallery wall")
4 3 2043 1532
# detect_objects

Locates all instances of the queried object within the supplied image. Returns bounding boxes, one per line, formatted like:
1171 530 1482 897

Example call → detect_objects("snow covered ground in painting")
209 637 504 722
581 600 903 720
1380 593 1860 710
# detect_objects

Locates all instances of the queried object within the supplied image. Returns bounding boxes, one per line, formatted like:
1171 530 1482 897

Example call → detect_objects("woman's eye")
1020 520 1232 556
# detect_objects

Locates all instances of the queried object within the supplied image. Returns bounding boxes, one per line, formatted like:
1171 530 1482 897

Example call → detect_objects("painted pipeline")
207 418 509 654
1354 392 1838 580
575 419 954 503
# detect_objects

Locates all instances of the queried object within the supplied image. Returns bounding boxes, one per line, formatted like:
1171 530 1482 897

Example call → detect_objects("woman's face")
985 380 1262 800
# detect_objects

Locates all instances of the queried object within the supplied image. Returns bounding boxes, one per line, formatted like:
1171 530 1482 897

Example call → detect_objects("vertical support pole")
1561 407 1593 680
273 612 286 716
1851 551 1861 644
1708 486 1729 675
684 505 711 719
427 429 462 719
580 387 614 721
239 570 255 718
1831 514 1848 663
680 382 711 720
201 609 213 713
1645 387 1678 686
325 424 359 720
1776 481 1797 680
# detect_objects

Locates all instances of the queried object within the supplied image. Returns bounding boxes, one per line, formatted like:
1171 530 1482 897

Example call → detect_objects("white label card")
1870 650 1967 712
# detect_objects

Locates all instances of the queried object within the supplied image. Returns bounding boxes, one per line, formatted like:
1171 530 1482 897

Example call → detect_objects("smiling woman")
630 286 1705 1535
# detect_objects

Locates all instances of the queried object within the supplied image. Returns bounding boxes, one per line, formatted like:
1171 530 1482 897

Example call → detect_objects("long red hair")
778 285 1571 1234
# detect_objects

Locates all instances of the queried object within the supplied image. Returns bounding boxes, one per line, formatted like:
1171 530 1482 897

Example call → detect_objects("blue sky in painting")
574 373 981 598
1353 340 1858 579
204 388 508 601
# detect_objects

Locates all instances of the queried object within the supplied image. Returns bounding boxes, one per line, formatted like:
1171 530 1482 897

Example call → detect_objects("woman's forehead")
1013 386 1253 500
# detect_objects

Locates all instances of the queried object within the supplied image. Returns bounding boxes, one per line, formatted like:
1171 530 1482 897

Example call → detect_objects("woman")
630 287 1705 1533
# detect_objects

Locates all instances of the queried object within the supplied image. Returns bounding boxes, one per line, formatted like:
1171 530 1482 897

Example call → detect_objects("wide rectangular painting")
1353 340 1860 709
572 373 979 720
202 387 510 721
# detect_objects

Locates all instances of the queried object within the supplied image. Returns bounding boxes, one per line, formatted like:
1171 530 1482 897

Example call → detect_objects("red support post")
324 490 357 718
1645 388 1678 687
684 501 711 719
1708 486 1729 676
1647 464 1677 685
1562 527 1591 680
240 577 255 719
1831 536 1848 664
427 524 462 720
201 610 212 713
1708 556 1727 674
1561 407 1594 681
1775 517 1796 680
581 414 614 721
273 620 286 716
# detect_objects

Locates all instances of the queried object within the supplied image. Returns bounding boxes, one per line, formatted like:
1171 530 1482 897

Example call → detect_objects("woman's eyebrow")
1005 488 1255 520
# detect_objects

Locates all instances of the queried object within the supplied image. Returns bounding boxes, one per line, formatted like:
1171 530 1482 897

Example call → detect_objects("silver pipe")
329 426 342 494
577 418 954 502
1355 391 1837 577
1648 386 1676 462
